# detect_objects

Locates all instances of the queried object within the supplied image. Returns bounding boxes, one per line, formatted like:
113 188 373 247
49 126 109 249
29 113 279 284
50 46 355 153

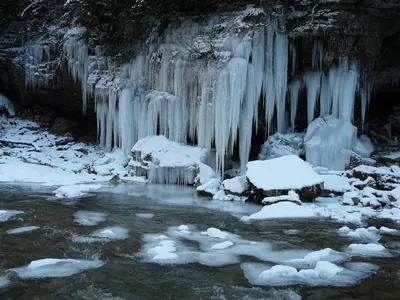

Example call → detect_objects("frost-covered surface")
0 210 24 222
12 259 104 279
54 184 103 198
6 226 39 235
246 155 323 191
304 116 357 170
73 211 107 226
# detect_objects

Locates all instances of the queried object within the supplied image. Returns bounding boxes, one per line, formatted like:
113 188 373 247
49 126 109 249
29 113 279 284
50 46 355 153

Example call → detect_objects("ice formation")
24 8 372 176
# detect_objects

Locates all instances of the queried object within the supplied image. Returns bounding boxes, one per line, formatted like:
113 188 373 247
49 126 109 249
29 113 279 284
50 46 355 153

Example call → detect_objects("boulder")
131 135 209 185
321 175 352 196
222 175 248 196
246 155 323 203
258 133 304 160
196 178 221 197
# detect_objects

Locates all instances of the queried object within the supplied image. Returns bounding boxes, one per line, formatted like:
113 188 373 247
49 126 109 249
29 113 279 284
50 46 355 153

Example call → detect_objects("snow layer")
0 117 140 185
246 155 322 191
0 210 23 222
262 191 301 205
6 226 39 235
12 258 103 279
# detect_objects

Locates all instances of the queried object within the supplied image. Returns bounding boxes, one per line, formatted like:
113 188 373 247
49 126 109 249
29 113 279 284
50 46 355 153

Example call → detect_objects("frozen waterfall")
25 10 373 176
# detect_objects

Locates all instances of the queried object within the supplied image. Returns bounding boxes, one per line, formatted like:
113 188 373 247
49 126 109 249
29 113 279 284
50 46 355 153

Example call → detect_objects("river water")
1 183 400 300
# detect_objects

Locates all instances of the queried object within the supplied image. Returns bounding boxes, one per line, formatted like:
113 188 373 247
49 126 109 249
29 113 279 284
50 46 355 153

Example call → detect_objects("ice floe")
211 241 234 250
72 226 129 243
54 184 103 198
346 243 390 257
135 213 155 219
73 211 107 226
242 202 317 221
6 226 39 235
0 210 23 222
12 258 103 279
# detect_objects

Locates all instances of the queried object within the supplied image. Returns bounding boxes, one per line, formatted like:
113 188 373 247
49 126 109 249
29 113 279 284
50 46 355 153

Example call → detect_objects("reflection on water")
0 183 399 299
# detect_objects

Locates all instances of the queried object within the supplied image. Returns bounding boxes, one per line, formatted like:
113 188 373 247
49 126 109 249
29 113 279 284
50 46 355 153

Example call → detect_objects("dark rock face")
1 0 400 138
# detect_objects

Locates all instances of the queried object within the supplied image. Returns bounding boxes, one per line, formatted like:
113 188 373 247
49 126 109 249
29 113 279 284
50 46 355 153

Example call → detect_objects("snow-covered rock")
197 178 221 197
222 175 248 195
352 165 400 190
0 94 15 116
131 135 209 185
212 189 247 201
258 133 304 160
304 116 357 170
90 149 130 177
353 135 374 158
196 163 217 186
246 155 323 202
346 243 389 257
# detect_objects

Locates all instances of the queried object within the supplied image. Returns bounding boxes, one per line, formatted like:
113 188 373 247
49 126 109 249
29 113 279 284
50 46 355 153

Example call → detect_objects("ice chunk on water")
177 225 190 232
74 211 107 226
136 213 154 219
211 241 234 250
313 261 343 279
0 276 10 288
286 248 349 268
203 228 229 239
12 258 103 279
7 226 39 235
91 227 129 240
246 202 317 220
346 243 389 257
54 184 103 198
0 210 23 222
343 228 381 242
380 226 397 234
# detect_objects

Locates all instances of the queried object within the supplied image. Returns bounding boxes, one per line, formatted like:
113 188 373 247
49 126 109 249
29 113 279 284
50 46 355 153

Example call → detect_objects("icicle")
288 79 301 131
263 25 276 132
274 33 289 133
304 72 322 125
360 81 372 132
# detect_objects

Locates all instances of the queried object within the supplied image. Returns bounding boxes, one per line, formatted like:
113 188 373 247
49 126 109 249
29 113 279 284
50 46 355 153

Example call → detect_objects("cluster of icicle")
57 14 371 175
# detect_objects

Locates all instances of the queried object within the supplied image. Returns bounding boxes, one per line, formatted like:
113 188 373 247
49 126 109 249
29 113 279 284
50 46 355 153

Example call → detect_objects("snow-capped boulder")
194 162 217 188
131 136 209 185
246 155 323 203
222 175 248 196
196 178 221 197
258 133 304 160
304 116 357 170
